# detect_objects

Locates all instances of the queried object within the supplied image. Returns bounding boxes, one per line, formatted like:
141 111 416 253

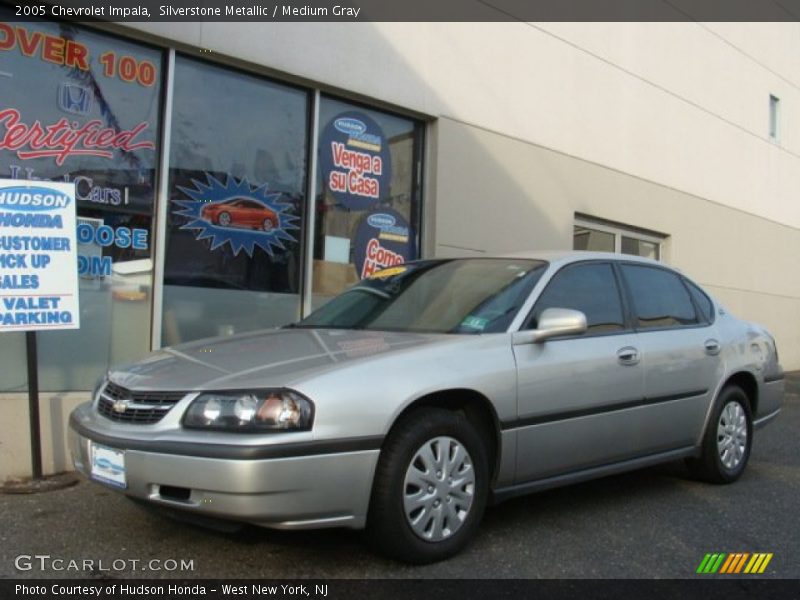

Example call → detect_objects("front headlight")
182 389 314 432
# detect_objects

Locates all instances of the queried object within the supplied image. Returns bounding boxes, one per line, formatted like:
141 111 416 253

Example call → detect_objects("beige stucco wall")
0 393 89 480
432 116 800 368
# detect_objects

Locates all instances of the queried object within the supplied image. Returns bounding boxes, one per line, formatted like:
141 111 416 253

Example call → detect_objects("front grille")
96 381 186 424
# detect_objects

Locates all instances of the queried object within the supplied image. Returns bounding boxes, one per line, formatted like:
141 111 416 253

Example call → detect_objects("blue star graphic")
172 174 299 257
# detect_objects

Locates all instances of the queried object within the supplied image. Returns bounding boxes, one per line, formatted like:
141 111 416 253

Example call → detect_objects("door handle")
704 339 721 356
617 346 640 366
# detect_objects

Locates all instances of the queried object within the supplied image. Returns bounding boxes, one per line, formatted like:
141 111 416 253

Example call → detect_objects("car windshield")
294 258 547 334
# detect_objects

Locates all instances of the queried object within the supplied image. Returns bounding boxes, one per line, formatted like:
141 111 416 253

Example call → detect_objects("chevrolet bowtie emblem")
112 400 129 413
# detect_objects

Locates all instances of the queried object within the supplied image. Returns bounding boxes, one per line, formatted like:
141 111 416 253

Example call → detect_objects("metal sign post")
25 331 43 479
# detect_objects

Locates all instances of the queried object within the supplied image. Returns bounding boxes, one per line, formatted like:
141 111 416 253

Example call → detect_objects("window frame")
574 217 664 260
151 53 427 346
309 93 426 303
521 260 634 339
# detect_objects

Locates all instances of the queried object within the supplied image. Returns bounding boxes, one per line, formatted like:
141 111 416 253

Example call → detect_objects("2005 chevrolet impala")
69 252 784 563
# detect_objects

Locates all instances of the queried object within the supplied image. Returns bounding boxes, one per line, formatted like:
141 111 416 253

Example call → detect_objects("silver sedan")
69 252 784 563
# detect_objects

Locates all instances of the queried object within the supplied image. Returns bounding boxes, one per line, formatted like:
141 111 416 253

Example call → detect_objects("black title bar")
4 579 800 600
2 0 800 22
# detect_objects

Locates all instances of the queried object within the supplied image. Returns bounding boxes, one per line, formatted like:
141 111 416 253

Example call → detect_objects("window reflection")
0 15 161 390
161 56 308 344
312 97 422 306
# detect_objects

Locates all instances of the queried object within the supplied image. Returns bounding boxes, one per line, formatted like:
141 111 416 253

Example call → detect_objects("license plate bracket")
89 442 127 489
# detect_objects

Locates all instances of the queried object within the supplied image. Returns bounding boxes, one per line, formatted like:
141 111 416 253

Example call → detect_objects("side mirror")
512 308 588 345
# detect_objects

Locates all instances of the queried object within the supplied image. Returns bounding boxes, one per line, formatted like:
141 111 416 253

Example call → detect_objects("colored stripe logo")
696 553 773 574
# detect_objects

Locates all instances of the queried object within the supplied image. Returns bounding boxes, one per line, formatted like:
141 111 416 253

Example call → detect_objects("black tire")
687 385 753 484
366 407 489 564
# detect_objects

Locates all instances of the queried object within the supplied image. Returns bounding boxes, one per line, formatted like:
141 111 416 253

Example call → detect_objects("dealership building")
0 15 798 479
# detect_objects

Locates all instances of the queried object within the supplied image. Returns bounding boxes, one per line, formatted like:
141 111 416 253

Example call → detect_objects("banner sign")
319 111 392 211
354 208 414 279
0 178 80 331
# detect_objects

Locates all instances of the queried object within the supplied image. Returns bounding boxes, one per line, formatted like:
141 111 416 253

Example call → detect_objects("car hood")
108 328 451 391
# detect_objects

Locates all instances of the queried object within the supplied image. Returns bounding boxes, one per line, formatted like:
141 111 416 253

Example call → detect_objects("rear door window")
621 265 699 329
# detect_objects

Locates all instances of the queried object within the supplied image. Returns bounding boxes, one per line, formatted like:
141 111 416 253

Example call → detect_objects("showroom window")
311 96 424 307
161 56 309 345
573 216 663 260
0 15 162 391
0 15 426 388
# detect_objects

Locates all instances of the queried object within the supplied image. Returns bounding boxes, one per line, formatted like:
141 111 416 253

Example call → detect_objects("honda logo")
57 83 92 116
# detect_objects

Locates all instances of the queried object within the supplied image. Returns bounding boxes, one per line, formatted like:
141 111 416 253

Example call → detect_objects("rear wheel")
262 218 274 232
366 408 489 564
687 385 752 483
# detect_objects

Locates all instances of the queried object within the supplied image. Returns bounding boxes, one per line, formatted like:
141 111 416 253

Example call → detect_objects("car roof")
494 250 666 269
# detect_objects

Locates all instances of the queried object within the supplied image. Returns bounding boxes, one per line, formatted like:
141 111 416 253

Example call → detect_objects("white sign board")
0 179 80 332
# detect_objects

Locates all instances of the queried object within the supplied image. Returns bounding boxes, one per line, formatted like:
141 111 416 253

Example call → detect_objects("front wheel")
366 408 489 564
687 385 753 483
217 211 232 227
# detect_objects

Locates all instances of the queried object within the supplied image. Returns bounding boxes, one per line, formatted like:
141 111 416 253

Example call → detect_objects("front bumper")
69 408 380 530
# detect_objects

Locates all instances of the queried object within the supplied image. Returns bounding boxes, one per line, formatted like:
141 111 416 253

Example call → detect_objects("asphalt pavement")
1 376 798 579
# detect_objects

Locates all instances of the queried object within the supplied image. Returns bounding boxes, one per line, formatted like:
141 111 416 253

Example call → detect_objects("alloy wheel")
717 400 748 470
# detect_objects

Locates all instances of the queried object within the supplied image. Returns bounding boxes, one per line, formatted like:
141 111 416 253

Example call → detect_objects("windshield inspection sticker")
460 316 489 331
